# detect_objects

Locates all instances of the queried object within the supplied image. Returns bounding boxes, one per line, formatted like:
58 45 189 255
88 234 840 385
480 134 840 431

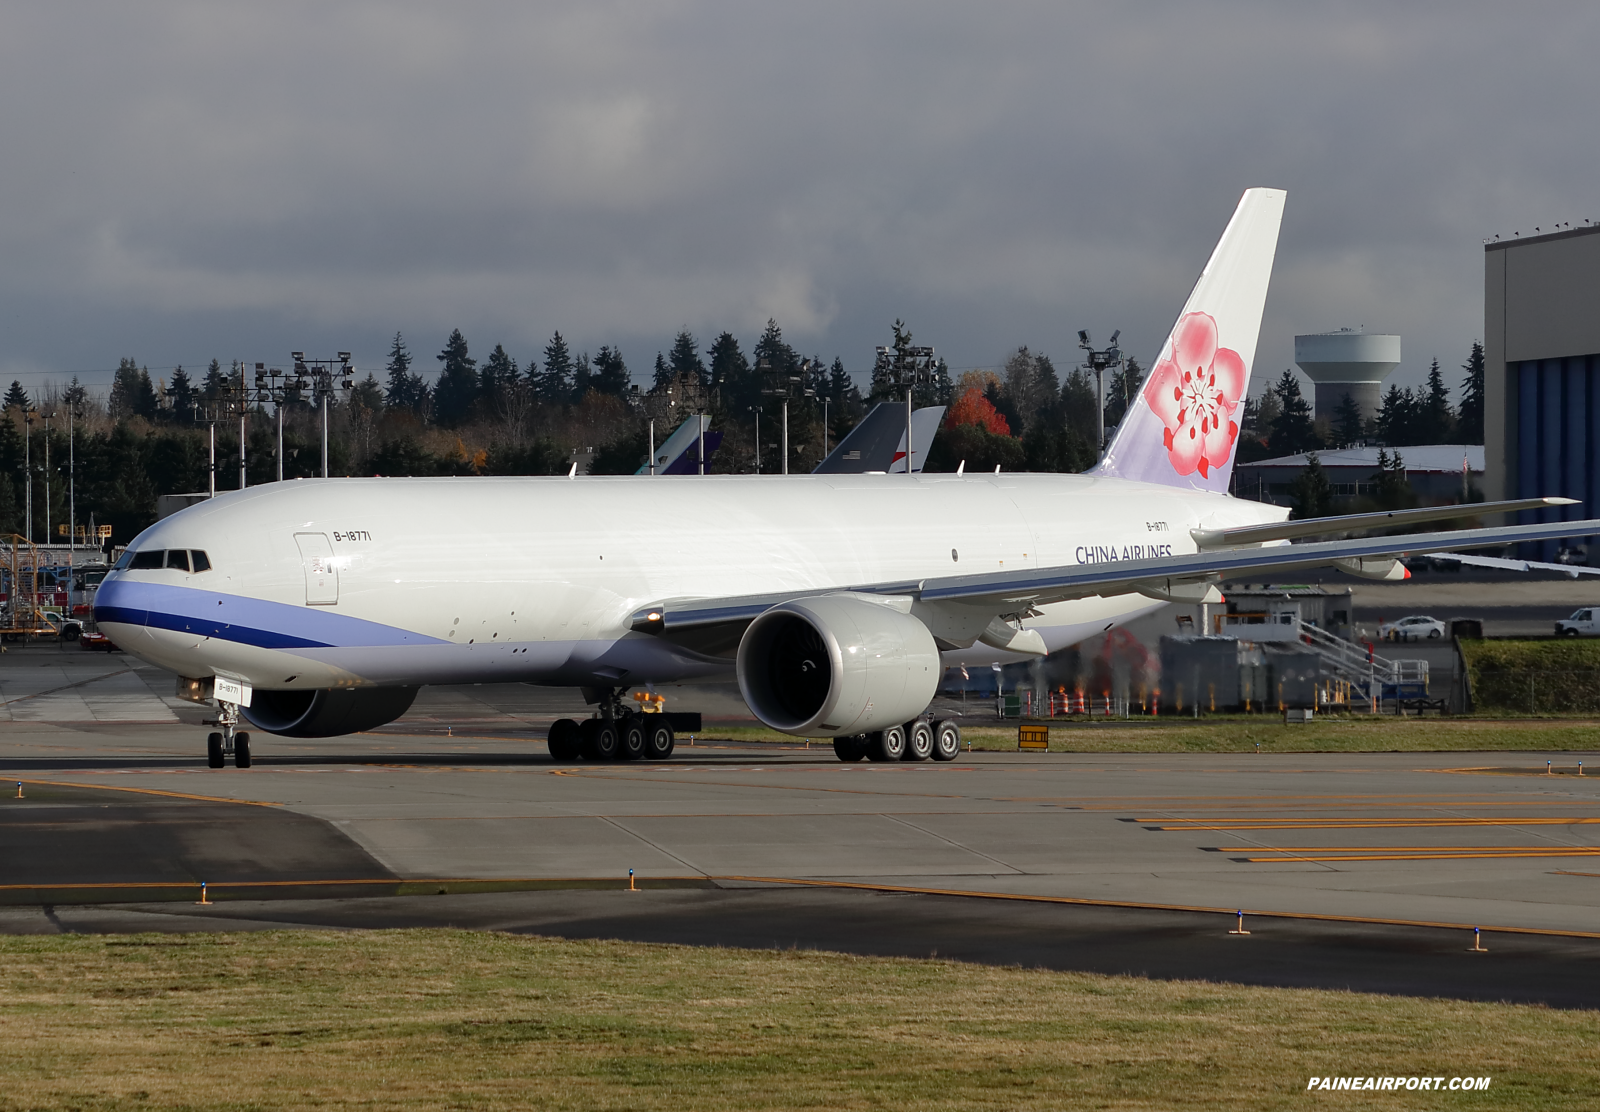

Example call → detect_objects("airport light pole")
41 412 51 555
252 363 305 481
22 406 35 543
873 342 936 476
760 356 816 476
749 406 762 474
1078 329 1122 457
292 352 353 478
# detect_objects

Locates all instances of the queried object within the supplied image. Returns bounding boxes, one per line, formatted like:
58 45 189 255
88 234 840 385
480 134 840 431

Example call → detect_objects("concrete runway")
6 643 1600 1006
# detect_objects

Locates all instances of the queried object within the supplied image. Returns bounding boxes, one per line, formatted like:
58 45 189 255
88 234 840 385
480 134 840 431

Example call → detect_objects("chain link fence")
1467 670 1600 714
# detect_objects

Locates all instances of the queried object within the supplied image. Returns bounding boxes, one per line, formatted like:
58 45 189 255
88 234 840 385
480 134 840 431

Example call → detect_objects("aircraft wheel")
619 716 648 761
234 733 251 769
644 718 675 760
867 725 906 762
583 719 620 761
832 735 866 762
931 719 961 761
903 720 934 762
547 718 581 761
207 732 225 769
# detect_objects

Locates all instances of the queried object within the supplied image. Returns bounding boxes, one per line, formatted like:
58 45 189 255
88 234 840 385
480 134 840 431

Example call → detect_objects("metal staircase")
1297 621 1428 709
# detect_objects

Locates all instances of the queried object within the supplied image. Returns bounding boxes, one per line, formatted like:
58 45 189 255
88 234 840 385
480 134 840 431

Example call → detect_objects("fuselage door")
294 532 339 606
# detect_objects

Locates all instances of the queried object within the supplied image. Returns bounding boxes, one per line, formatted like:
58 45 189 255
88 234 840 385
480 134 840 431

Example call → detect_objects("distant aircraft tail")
1093 187 1285 494
815 403 944 474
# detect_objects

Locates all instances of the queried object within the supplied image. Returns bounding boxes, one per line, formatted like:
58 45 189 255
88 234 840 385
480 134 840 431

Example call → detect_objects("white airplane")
96 187 1591 768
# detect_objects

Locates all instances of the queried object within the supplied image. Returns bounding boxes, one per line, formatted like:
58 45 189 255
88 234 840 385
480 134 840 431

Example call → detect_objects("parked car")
1555 608 1600 637
78 628 118 652
1377 615 1447 641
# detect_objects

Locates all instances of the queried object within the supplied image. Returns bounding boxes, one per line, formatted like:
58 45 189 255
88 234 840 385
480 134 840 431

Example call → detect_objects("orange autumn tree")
945 370 1010 436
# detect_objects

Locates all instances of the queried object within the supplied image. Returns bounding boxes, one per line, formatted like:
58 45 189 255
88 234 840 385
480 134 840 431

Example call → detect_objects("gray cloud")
0 2 1593 401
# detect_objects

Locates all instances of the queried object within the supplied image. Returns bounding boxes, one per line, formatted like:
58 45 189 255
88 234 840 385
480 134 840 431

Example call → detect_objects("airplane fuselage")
95 472 1286 696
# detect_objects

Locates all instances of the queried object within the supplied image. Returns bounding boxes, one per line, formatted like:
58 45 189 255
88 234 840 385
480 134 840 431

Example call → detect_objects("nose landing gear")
206 701 252 769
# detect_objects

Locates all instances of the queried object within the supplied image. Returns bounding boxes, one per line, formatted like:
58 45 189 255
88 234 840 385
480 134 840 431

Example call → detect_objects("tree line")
0 320 1143 549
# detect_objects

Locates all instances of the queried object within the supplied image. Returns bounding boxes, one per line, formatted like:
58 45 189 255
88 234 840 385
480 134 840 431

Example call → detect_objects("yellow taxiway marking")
716 876 1600 940
10 778 281 808
1234 849 1600 862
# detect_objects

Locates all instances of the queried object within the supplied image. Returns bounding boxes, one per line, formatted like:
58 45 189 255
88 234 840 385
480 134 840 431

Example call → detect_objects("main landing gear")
205 701 251 769
547 688 675 763
832 719 960 763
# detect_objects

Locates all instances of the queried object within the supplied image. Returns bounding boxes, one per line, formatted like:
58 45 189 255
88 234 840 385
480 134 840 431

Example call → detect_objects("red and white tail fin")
1094 187 1285 494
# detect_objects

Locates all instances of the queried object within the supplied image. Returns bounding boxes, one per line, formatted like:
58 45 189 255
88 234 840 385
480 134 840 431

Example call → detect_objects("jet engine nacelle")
242 686 420 738
736 593 940 737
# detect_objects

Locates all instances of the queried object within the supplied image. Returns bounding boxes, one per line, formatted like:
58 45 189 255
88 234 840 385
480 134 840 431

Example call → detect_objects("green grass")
0 930 1593 1110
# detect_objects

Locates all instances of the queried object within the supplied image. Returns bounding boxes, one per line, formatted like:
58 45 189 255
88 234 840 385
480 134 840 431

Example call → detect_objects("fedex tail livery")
95 189 1591 767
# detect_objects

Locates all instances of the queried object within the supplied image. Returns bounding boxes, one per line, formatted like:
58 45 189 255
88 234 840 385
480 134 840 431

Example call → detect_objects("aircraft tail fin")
1093 187 1285 494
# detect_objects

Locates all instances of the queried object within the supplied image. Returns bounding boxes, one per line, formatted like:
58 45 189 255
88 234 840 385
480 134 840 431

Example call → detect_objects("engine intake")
242 686 419 738
736 593 939 737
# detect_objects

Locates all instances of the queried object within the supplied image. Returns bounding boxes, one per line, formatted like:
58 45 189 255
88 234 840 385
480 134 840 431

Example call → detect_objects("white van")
1555 608 1600 637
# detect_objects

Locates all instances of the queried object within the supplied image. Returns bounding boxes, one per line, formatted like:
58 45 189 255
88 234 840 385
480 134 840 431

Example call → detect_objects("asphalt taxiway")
4 645 1600 1006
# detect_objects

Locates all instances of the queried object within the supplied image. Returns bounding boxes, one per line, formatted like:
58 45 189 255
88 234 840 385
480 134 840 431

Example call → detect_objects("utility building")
1485 225 1600 560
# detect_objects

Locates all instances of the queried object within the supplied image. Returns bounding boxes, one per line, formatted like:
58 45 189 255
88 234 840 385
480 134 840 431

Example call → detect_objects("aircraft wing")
633 515 1600 648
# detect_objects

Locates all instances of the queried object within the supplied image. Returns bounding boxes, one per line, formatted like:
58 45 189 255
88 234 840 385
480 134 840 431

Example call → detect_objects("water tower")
1293 329 1401 424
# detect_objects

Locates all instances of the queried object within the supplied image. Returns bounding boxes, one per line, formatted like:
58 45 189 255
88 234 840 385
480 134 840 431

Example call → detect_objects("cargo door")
294 532 339 605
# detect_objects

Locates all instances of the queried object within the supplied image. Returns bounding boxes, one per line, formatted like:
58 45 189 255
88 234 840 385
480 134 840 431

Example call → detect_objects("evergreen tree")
538 332 574 403
827 357 851 402
1374 384 1416 446
1371 448 1412 509
201 358 229 403
432 329 478 427
1060 365 1099 447
1267 370 1319 457
1288 453 1335 520
668 330 705 384
109 358 159 420
1415 358 1454 443
63 378 88 410
569 352 592 401
350 373 384 414
3 380 29 412
166 365 197 419
1103 357 1145 432
590 346 630 397
1458 341 1486 444
709 331 755 412
479 344 517 415
1332 391 1365 447
754 319 798 386
384 332 425 412
653 352 672 391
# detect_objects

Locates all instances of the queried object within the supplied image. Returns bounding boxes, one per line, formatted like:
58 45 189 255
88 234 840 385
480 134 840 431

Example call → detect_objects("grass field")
706 717 1600 753
1 930 1594 1110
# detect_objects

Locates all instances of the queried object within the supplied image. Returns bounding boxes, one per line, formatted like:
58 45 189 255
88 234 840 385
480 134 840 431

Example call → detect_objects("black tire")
644 718 675 760
1564 628 1581 638
547 718 581 761
619 716 648 761
868 725 906 762
903 720 933 761
1428 629 1442 640
931 719 961 761
833 735 866 762
207 732 225 769
583 719 620 761
234 733 251 769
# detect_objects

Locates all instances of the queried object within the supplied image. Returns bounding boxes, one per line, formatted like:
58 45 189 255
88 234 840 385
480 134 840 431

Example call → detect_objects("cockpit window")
190 550 211 572
113 551 133 570
165 550 191 572
129 550 164 570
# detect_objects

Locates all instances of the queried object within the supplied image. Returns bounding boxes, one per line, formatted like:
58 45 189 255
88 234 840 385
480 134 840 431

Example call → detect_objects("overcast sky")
0 2 1592 403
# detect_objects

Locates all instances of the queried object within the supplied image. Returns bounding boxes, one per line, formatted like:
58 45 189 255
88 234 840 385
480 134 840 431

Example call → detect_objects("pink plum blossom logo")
1141 312 1246 479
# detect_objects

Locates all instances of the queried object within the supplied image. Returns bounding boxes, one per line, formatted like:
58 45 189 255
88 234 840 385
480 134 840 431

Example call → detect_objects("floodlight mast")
1078 328 1122 459
873 343 935 476
291 352 354 477
760 357 816 475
